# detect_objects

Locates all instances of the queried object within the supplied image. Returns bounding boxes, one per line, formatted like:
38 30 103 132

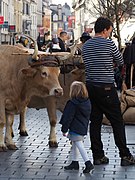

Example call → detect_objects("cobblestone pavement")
0 108 135 180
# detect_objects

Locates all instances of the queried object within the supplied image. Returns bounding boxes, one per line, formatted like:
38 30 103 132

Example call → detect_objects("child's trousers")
72 140 89 162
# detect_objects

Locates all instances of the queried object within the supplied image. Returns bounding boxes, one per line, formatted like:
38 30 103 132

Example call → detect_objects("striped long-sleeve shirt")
82 37 123 84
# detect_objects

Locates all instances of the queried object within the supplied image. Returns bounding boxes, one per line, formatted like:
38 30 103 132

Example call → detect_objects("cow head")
18 35 63 97
21 65 63 97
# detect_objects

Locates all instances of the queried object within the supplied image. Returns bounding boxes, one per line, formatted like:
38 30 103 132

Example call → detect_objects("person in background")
75 32 92 55
46 38 61 53
82 17 135 166
59 81 94 174
58 31 68 52
80 32 92 44
18 36 29 47
123 37 135 88
37 32 42 51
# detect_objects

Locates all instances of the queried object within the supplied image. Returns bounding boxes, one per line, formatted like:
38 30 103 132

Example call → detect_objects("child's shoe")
64 161 79 170
83 160 94 173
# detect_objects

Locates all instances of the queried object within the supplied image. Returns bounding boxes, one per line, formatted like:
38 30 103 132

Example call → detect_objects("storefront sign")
0 16 4 25
8 25 16 32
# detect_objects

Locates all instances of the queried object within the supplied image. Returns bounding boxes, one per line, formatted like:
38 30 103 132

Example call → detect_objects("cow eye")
41 71 48 77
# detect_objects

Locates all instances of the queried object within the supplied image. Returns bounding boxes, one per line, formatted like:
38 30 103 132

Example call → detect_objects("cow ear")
21 67 37 77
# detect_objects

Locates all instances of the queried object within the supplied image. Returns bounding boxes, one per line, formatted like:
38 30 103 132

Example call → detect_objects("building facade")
50 3 71 37
0 0 51 44
72 0 96 39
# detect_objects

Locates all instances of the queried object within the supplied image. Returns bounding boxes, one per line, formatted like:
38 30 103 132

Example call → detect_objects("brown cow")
19 66 85 147
0 42 64 151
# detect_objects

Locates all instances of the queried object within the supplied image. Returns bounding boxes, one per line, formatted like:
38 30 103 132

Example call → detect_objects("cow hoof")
0 146 8 152
49 141 58 148
7 144 18 150
19 131 28 136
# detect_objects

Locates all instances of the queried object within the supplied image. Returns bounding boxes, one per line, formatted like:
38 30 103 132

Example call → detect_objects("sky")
52 0 72 8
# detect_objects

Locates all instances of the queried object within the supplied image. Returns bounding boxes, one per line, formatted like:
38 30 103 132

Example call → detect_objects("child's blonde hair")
69 81 88 98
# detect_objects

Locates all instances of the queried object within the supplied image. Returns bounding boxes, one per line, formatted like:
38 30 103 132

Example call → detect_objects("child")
59 81 94 173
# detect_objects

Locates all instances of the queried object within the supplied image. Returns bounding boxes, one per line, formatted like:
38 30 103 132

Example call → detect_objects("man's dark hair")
60 31 67 37
52 38 59 44
94 17 113 33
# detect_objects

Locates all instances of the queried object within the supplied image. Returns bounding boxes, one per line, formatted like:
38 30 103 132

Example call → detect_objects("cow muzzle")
50 88 63 97
54 88 63 97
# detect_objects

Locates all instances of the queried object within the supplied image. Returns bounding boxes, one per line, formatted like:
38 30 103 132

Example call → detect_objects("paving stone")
0 108 135 180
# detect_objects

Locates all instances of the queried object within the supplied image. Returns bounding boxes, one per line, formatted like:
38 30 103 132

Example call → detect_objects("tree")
84 0 135 49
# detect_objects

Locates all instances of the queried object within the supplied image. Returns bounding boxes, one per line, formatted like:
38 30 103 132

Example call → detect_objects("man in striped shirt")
82 17 135 166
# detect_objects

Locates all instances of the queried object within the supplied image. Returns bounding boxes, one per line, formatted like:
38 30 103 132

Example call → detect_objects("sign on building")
8 25 16 32
0 16 4 25
2 21 8 28
68 16 75 29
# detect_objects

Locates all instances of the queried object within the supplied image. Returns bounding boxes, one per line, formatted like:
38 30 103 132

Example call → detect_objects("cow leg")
0 106 7 151
19 107 28 136
5 114 18 150
46 97 58 147
0 123 7 151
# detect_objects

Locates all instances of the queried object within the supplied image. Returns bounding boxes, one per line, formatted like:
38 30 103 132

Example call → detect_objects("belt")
86 81 115 89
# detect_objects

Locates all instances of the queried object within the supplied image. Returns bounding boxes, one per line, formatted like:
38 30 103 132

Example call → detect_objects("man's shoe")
64 161 79 170
83 161 94 173
93 156 109 165
121 155 135 166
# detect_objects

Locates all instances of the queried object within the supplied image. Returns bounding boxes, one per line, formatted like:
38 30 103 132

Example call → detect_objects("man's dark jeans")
86 83 131 159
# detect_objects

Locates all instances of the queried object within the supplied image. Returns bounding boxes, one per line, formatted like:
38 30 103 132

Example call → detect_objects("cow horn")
22 34 39 61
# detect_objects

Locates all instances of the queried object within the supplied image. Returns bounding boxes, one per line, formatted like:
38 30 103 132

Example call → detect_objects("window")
26 3 30 15
23 2 25 14
53 14 58 21
0 1 1 14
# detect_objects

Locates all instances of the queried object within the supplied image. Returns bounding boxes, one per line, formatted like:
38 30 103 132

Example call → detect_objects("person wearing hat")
75 32 92 55
80 32 92 44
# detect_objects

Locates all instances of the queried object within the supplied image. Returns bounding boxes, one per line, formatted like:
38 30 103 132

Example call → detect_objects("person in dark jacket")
58 31 68 52
37 32 42 51
123 37 135 64
123 37 135 88
59 81 94 174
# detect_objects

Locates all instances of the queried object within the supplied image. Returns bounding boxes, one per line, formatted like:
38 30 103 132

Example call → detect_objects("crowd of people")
17 30 91 54
36 31 70 53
